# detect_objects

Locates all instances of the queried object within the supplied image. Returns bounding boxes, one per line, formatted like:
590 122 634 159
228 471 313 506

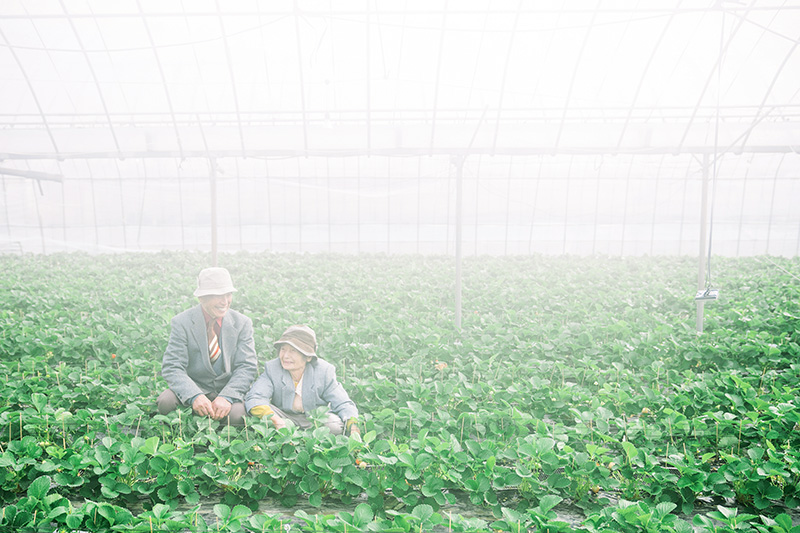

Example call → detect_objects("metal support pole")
454 155 465 330
210 157 218 266
696 155 710 333
32 181 46 254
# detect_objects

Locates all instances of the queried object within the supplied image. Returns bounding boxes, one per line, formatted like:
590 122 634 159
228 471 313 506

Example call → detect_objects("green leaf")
754 495 771 510
536 437 555 454
693 514 714 528
94 449 111 466
405 468 421 480
66 513 84 529
518 443 537 458
178 479 194 496
156 486 175 502
747 447 765 462
501 507 524 524
412 504 434 522
27 475 51 500
47 505 69 521
764 484 783 500
716 506 737 519
537 494 563 515
96 503 117 526
465 440 482 456
774 514 794 531
31 393 47 413
249 514 280 531
101 486 120 499
655 501 677 517
622 441 638 461
546 473 570 489
230 505 252 521
214 504 231 520
353 502 373 526
141 436 160 456
44 493 65 508
151 503 171 520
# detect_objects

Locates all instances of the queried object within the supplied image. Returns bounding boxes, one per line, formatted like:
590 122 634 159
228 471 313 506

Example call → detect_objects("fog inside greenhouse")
1 1 798 255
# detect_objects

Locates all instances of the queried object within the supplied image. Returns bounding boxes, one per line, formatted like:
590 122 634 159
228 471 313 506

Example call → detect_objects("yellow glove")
249 405 274 418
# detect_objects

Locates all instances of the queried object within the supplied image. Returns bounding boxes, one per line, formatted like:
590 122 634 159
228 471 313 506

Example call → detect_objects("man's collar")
200 306 224 326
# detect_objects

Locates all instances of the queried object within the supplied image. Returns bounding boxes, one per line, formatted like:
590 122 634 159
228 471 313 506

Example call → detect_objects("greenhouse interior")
1 2 800 532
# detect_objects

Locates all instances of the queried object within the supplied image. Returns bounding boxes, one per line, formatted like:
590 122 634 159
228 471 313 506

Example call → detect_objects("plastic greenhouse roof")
1 1 799 159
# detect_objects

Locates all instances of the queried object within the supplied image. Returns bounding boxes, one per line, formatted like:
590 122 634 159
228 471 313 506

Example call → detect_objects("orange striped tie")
207 320 221 363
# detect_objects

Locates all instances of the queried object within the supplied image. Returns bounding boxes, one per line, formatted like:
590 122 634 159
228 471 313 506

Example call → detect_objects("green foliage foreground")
0 252 799 532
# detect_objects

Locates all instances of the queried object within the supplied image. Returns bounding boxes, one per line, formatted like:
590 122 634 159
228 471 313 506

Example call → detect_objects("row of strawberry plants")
2 365 799 517
2 472 800 532
2 387 800 520
1 252 799 531
5 472 799 533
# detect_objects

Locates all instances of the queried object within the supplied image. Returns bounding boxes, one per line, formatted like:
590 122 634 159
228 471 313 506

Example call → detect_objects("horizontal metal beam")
0 122 797 160
2 146 797 161
1 6 796 20
0 166 63 181
2 104 798 123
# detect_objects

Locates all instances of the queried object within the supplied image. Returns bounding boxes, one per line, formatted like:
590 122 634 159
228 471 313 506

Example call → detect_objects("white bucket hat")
193 267 237 297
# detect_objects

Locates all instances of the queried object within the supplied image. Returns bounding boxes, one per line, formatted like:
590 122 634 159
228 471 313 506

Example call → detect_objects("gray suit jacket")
245 357 358 421
161 304 257 404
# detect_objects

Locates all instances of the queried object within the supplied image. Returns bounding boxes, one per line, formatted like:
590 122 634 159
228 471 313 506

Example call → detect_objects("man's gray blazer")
161 304 258 405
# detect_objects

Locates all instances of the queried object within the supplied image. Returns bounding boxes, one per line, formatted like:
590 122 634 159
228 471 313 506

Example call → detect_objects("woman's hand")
271 415 286 429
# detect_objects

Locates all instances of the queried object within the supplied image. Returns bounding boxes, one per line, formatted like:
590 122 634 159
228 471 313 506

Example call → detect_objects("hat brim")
274 339 316 358
194 286 237 297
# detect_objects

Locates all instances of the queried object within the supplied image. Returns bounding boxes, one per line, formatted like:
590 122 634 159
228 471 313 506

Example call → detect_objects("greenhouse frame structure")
1 1 799 260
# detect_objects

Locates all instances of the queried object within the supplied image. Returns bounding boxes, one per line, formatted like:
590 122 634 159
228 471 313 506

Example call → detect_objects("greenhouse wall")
2 152 798 256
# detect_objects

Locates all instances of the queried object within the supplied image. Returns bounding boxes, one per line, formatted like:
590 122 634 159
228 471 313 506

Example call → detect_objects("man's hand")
349 424 360 437
192 394 214 417
271 415 286 429
210 396 232 420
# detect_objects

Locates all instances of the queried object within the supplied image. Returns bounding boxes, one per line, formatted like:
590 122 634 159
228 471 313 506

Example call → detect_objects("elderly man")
157 267 257 426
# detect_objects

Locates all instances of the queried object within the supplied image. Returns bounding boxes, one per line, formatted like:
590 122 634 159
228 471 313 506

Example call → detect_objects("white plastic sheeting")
2 152 797 256
1 1 799 255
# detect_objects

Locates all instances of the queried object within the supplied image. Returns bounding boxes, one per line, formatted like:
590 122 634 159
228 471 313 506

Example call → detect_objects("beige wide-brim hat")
193 267 238 297
274 325 317 358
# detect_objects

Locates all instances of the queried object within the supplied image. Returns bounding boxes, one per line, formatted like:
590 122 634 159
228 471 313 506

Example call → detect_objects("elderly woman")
245 325 359 435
